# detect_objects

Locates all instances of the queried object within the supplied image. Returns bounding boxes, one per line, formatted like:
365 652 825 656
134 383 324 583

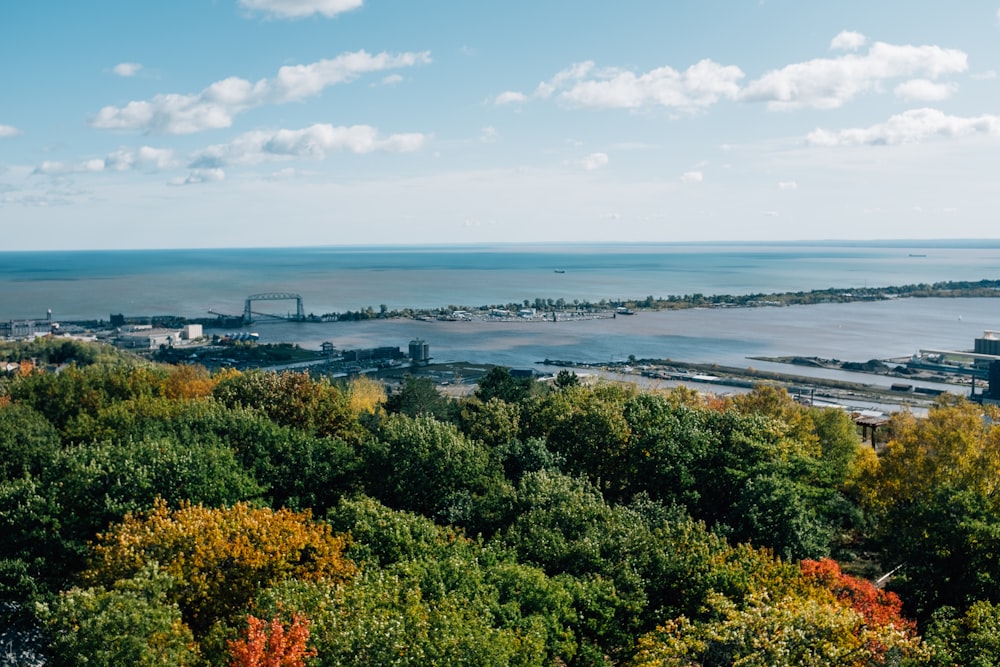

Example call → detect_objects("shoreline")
12 278 999 331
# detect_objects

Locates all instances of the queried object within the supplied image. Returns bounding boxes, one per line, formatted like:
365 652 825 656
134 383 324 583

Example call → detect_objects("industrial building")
409 338 430 363
114 328 183 350
974 331 1000 357
341 346 405 363
0 320 37 340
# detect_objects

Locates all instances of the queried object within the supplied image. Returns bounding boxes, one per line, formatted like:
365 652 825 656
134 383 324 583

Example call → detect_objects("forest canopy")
2 338 998 666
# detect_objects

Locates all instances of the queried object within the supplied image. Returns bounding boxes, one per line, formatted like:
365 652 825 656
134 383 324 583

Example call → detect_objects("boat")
554 269 565 274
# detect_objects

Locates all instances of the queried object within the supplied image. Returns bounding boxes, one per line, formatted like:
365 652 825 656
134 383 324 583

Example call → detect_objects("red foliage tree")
801 558 916 632
228 614 316 667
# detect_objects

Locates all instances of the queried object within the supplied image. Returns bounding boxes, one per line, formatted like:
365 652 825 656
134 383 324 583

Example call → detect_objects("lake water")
2 241 999 387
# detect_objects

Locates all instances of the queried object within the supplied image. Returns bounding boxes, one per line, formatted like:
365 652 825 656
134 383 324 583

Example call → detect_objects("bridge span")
243 293 305 323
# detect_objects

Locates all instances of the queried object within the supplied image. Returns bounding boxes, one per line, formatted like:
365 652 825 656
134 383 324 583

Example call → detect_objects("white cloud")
972 70 997 79
380 74 403 86
113 62 143 77
498 59 743 111
894 78 957 101
495 91 528 105
555 59 744 111
189 123 428 167
33 146 178 176
31 161 67 176
33 159 105 176
579 152 609 170
778 180 798 190
681 170 703 183
104 146 178 171
741 39 967 110
170 168 226 186
0 124 22 137
35 161 84 176
92 50 431 134
830 30 867 51
535 62 596 99
239 0 363 19
762 210 779 217
479 126 499 143
807 108 1000 146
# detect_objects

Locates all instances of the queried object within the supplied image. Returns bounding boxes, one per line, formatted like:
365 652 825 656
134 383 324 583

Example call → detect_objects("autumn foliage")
85 500 357 633
801 558 914 633
6 340 1000 665
228 614 316 667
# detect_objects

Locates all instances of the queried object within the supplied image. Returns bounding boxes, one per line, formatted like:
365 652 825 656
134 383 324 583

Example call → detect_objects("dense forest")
2 337 1000 666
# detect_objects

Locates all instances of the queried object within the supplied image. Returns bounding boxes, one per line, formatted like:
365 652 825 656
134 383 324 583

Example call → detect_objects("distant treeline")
320 278 1000 322
54 279 1000 327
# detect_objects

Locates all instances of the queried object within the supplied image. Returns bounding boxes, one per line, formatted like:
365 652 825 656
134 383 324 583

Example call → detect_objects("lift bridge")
242 293 305 324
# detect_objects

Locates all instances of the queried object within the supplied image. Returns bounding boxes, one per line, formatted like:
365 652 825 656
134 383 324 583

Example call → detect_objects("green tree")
384 375 458 422
65 395 361 512
460 396 521 448
523 383 635 497
9 363 168 435
255 571 549 667
476 367 538 404
213 369 364 442
325 496 579 663
0 403 60 480
40 566 199 667
360 414 503 523
0 436 263 599
554 370 581 389
924 600 1000 667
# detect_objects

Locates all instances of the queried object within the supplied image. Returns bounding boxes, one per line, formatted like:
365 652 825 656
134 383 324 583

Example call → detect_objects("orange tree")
84 500 357 635
228 613 316 667
631 557 924 667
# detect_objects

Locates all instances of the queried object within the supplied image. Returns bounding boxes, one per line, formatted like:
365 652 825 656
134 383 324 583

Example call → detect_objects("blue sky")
2 0 1000 249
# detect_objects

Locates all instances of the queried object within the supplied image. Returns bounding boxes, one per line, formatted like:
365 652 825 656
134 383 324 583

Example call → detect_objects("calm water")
2 242 999 385
2 241 999 321
248 298 998 388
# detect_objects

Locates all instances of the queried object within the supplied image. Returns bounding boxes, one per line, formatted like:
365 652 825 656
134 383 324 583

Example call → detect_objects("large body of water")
3 241 999 388
3 241 999 322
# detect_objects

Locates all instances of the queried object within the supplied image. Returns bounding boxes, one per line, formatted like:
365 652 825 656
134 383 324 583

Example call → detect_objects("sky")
2 0 1000 250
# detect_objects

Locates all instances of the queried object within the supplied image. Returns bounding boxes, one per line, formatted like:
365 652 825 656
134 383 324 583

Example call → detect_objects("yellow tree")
856 398 1000 619
346 375 386 416
859 398 1000 511
84 500 357 635
631 587 925 667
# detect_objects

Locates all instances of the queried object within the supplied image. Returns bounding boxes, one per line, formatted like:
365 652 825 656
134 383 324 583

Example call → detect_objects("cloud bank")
808 108 1000 146
499 35 967 115
741 39 967 110
497 59 744 112
239 0 363 19
92 50 430 134
190 123 428 168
